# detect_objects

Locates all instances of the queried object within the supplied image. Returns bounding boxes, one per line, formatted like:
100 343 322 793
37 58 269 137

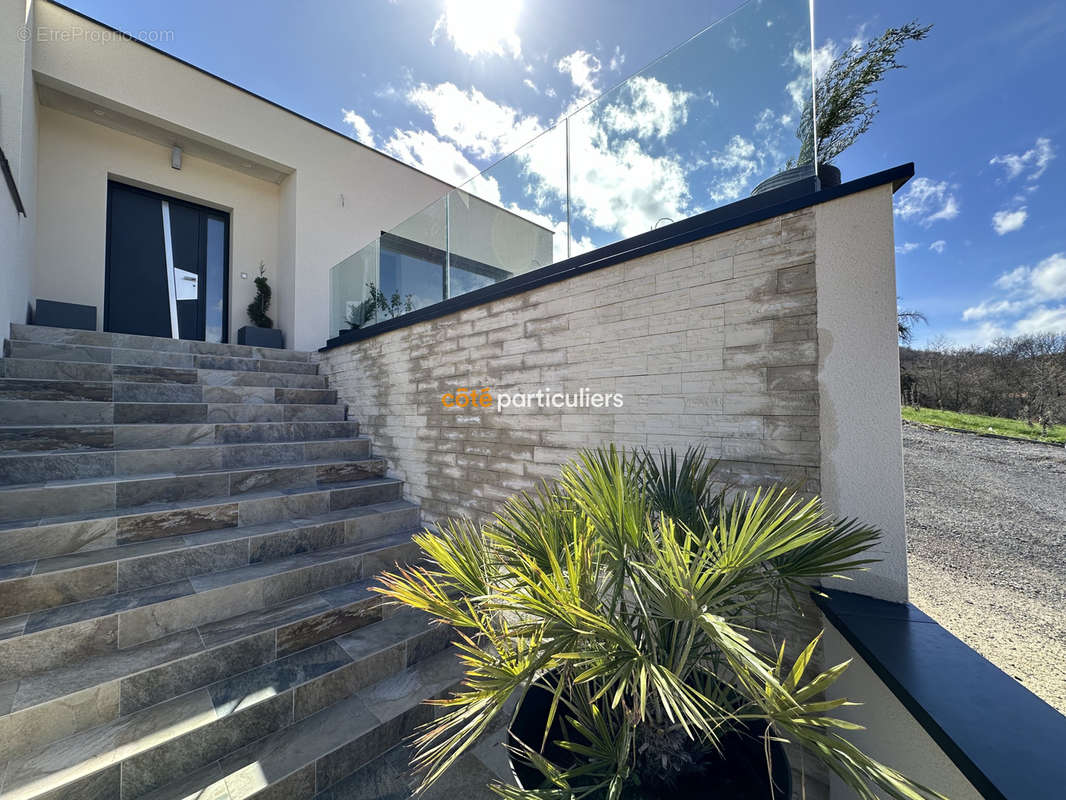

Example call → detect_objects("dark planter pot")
817 163 842 188
751 163 841 196
33 299 97 331
237 326 284 349
509 681 792 799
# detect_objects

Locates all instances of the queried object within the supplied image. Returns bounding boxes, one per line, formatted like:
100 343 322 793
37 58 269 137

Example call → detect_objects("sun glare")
437 0 523 59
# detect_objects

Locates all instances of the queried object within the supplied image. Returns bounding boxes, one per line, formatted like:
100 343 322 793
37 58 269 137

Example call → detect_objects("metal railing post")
565 118 572 260
444 193 451 299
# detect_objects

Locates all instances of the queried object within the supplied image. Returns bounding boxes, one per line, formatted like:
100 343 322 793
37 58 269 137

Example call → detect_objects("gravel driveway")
903 422 1066 714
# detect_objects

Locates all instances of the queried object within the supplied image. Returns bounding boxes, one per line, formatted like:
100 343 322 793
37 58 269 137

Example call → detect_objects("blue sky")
66 0 1066 347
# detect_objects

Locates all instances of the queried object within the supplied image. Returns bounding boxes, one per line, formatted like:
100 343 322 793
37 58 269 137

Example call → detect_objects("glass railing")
330 0 816 337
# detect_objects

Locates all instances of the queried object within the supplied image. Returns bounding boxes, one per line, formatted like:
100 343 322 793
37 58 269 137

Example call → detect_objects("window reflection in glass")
205 217 225 343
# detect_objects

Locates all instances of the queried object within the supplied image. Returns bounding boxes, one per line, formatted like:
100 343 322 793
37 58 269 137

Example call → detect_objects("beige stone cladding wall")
320 206 820 525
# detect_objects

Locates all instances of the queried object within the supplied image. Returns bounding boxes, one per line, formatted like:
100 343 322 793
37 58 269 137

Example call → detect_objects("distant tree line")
900 333 1066 433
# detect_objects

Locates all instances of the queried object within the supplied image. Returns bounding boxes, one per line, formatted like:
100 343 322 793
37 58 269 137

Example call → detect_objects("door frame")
104 180 232 342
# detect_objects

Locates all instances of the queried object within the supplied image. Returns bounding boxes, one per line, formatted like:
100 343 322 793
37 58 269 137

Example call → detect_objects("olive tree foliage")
792 21 932 166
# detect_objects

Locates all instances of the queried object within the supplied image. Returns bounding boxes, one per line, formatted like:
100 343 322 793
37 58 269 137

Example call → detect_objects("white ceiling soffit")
34 74 295 185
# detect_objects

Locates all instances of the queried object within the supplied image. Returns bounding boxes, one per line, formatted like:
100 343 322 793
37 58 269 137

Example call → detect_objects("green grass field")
901 406 1066 444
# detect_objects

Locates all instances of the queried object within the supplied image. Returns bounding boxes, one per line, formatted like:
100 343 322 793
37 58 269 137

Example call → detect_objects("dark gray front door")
105 182 229 342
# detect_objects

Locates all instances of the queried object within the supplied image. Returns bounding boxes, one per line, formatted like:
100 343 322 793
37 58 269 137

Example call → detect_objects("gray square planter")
34 299 97 331
237 326 284 349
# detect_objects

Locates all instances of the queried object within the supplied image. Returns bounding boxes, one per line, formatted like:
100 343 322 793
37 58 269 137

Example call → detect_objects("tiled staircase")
0 324 464 799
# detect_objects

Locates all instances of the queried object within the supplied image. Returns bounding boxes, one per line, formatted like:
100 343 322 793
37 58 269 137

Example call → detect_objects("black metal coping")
814 589 1066 799
321 163 914 351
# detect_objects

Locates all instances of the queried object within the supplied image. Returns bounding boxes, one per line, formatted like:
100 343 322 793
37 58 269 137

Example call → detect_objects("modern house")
0 1 1063 799
0 0 550 350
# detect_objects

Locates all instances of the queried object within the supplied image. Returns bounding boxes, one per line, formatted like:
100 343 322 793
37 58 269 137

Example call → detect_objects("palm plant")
376 446 947 800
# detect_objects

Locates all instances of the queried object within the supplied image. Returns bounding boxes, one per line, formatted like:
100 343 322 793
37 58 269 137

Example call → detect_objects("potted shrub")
753 21 931 196
346 281 415 330
238 262 284 348
377 446 947 800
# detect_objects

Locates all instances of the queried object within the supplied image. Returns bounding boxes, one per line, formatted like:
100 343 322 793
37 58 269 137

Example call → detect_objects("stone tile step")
0 476 403 565
0 378 338 405
0 608 452 794
9 324 312 364
0 500 419 617
0 457 387 521
0 420 359 455
3 340 319 376
0 577 391 755
0 399 345 426
0 437 371 488
133 647 464 800
0 530 422 685
0 359 330 390
313 742 502 800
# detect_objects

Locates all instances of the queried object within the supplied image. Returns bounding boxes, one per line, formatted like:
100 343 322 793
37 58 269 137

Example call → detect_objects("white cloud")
958 321 1008 346
990 253 1066 304
962 299 1024 321
498 203 592 264
517 113 690 237
556 50 602 105
995 266 1029 290
522 78 538 93
989 137 1054 181
960 253 1066 337
707 135 759 204
1013 306 1066 334
894 178 960 227
991 206 1027 235
430 0 522 59
787 41 835 110
568 135 689 237
341 110 375 147
929 240 947 254
608 45 625 71
926 196 960 225
704 106 795 205
379 18 749 257
382 129 483 187
385 70 692 249
1027 253 1066 300
601 76 691 139
406 82 542 159
895 242 919 255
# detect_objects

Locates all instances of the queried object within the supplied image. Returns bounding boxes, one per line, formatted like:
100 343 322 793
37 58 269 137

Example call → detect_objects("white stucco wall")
823 625 982 800
30 0 452 350
0 0 37 337
34 106 281 342
814 185 909 603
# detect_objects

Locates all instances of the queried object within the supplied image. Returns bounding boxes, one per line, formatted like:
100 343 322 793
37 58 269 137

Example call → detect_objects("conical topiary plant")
247 261 273 329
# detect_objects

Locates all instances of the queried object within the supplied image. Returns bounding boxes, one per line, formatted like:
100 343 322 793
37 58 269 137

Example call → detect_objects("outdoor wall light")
171 145 183 170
